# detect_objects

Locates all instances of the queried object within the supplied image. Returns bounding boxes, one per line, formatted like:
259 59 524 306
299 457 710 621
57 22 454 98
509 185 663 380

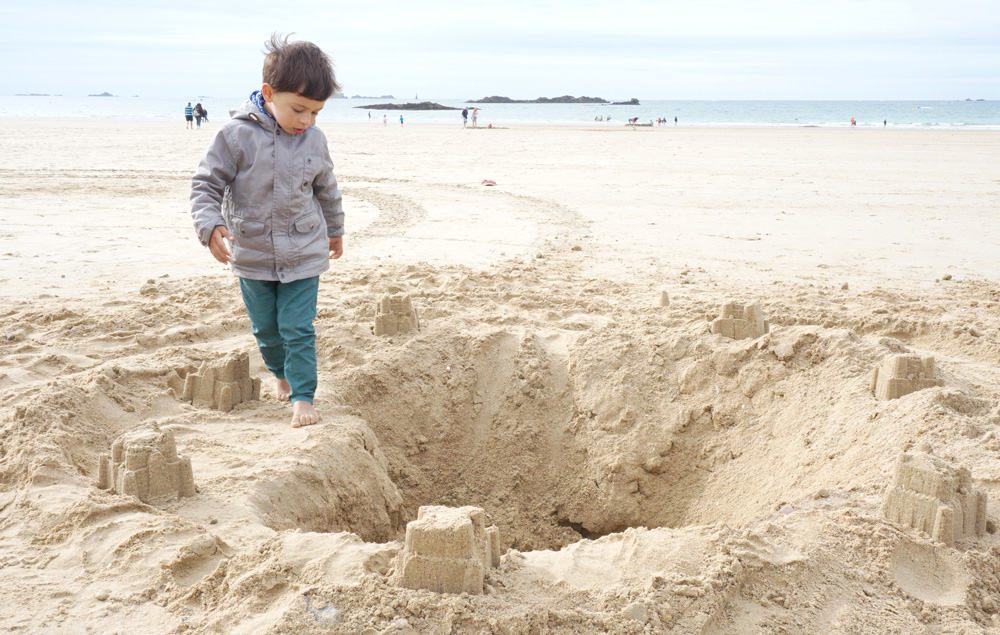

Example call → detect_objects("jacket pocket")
290 213 325 262
229 216 270 267
293 215 319 235
232 216 267 238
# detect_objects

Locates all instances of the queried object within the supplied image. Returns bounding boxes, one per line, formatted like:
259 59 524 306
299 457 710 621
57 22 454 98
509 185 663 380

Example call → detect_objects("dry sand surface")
2 119 1000 633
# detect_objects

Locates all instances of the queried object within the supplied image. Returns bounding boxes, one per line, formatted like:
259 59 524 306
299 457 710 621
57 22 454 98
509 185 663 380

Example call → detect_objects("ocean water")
3 94 998 129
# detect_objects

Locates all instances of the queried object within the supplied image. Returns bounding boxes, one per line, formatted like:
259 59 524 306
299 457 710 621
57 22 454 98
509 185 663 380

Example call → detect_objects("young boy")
190 35 343 428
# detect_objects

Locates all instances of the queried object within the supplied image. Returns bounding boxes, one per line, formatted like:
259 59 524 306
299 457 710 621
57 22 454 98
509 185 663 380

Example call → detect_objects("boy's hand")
209 225 233 264
329 236 343 260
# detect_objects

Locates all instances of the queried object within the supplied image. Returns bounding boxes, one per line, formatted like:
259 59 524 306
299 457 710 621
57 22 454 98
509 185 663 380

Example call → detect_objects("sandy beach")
3 120 1000 633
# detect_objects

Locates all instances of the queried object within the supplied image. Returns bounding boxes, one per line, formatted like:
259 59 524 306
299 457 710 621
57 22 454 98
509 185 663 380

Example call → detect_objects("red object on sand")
481 179 496 186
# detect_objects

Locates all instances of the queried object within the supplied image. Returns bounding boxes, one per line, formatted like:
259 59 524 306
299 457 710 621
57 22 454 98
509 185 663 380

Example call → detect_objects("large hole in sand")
309 319 853 551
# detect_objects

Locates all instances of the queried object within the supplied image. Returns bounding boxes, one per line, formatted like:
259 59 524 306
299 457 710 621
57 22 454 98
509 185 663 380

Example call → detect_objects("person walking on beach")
193 103 205 128
461 107 468 127
185 102 194 129
400 114 404 126
471 107 478 128
190 34 344 428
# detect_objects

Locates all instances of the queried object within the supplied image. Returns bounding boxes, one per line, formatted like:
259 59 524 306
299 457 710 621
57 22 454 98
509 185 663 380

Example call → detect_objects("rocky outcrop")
354 101 460 110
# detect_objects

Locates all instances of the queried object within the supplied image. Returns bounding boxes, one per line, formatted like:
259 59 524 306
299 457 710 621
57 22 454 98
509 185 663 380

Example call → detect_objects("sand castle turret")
710 301 769 340
172 352 261 411
883 451 986 546
870 354 943 400
98 424 195 503
374 293 420 336
393 505 501 594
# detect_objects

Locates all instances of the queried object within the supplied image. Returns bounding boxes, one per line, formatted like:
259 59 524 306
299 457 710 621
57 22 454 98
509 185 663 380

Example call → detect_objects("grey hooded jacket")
190 99 343 282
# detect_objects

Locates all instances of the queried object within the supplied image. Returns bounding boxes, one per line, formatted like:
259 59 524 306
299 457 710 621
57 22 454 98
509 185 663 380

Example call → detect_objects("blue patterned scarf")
249 90 276 121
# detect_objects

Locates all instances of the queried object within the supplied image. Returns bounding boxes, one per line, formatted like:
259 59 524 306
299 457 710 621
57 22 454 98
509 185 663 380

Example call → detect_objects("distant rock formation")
355 101 460 110
470 95 609 104
612 98 641 105
352 94 396 99
88 91 114 97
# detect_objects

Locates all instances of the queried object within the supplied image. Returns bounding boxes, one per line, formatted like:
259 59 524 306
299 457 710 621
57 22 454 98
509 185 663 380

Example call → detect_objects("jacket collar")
230 91 278 132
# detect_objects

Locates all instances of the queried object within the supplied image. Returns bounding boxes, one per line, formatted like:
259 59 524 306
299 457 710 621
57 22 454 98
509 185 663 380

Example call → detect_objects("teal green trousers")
238 276 319 404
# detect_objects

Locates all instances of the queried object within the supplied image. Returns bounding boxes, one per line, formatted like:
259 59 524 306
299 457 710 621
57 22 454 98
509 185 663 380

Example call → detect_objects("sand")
2 119 1000 633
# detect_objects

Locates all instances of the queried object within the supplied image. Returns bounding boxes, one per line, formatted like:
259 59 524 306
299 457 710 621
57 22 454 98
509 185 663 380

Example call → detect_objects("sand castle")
98 424 195 503
710 301 769 340
171 352 260 411
870 354 943 400
393 506 501 594
883 451 986 546
374 293 420 336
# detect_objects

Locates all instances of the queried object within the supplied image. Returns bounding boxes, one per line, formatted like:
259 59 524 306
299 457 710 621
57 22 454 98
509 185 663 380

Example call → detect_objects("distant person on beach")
383 114 387 126
851 117 856 126
190 34 344 428
462 107 468 127
193 103 205 128
674 116 677 126
884 119 887 127
400 114 404 126
471 108 478 128
185 102 194 129
202 107 208 123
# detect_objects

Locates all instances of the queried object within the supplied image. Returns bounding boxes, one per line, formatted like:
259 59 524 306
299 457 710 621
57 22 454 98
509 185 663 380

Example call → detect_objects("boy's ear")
261 84 274 102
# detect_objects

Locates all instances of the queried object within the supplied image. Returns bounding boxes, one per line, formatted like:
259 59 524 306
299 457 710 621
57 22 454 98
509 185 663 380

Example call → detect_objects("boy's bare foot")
291 400 319 428
275 378 291 402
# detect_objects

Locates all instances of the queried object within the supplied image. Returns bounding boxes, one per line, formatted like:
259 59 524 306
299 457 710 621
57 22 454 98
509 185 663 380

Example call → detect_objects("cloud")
2 0 998 98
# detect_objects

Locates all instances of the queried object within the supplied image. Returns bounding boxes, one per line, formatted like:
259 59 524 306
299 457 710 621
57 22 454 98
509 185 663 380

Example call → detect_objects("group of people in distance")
460 107 478 128
184 102 209 129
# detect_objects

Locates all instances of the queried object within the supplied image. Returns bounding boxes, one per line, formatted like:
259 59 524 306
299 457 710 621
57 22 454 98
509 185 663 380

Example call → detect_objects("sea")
3 94 999 129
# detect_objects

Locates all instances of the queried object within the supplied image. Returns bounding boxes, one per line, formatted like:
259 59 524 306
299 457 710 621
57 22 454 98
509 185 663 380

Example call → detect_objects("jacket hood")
229 97 277 132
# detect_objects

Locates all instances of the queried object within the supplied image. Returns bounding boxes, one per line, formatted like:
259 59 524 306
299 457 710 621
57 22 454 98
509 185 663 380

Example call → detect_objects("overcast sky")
3 1 998 100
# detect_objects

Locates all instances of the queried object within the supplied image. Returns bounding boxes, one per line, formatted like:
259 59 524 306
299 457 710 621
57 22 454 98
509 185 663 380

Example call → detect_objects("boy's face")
261 84 325 135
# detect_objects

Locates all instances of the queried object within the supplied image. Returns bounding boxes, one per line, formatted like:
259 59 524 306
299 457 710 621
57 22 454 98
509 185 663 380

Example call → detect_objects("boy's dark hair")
262 33 340 101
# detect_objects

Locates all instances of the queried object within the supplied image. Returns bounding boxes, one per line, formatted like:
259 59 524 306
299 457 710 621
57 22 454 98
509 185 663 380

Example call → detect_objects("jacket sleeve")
190 128 238 246
313 137 344 238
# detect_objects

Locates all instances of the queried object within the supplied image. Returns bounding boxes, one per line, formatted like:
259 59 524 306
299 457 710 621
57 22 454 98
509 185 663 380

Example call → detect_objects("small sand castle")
374 293 420 336
710 301 769 340
393 505 501 594
171 352 260 411
98 424 195 503
883 451 986 546
870 354 943 400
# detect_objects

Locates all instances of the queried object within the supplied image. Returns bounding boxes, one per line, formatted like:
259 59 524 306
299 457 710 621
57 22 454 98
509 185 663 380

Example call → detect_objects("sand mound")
3 259 1000 632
